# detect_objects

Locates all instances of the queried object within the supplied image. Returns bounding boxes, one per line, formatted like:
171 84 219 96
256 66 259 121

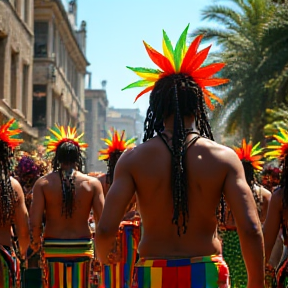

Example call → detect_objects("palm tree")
191 0 288 142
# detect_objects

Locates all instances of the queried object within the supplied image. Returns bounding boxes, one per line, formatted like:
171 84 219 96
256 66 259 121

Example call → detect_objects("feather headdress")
99 128 137 161
44 124 88 153
233 139 264 171
265 128 288 160
0 118 23 149
122 24 229 109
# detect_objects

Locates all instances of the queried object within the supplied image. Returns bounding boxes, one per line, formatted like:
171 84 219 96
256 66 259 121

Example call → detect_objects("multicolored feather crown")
122 24 229 110
0 118 23 149
99 128 137 161
233 139 264 171
44 124 88 153
265 128 288 161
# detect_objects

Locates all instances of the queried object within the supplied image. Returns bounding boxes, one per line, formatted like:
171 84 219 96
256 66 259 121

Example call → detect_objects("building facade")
33 0 88 137
0 0 37 139
85 88 108 173
106 108 144 145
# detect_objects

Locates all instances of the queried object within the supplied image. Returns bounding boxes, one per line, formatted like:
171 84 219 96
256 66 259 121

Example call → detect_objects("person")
218 139 272 288
0 118 30 288
264 128 288 287
96 25 264 288
29 124 104 288
88 128 140 288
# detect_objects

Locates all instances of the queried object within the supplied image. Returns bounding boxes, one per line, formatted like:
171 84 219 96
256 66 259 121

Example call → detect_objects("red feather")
134 85 154 102
192 63 226 79
143 41 175 74
180 35 203 73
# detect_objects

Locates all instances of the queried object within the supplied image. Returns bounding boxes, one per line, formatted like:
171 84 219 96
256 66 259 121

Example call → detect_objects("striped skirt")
0 245 19 288
131 255 230 288
99 220 141 288
42 238 94 288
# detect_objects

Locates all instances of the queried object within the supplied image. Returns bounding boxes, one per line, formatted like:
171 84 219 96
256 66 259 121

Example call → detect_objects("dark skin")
96 116 264 288
263 187 284 263
0 177 30 258
29 164 104 252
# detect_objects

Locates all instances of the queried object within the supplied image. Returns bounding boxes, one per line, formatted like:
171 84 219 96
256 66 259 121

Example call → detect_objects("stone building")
106 108 144 145
33 0 88 137
0 0 37 140
85 88 108 173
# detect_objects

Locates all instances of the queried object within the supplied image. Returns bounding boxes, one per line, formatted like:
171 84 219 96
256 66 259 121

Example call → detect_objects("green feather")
174 24 190 72
122 80 153 91
126 66 161 74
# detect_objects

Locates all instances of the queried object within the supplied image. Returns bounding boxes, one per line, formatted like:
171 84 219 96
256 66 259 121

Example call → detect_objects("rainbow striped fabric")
131 255 230 288
99 220 141 288
0 245 19 288
42 238 94 288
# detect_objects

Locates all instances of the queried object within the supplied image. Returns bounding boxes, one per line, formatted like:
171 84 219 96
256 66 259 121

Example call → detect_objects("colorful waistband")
135 254 225 267
132 255 230 288
43 238 94 259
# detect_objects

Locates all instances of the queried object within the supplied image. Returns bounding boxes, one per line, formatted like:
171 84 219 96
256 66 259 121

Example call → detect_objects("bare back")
30 171 104 240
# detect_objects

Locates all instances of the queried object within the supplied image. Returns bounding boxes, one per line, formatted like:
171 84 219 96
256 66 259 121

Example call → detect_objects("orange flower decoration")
0 118 23 149
234 139 264 171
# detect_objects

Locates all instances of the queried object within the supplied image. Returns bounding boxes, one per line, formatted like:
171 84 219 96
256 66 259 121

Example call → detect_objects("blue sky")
75 0 219 116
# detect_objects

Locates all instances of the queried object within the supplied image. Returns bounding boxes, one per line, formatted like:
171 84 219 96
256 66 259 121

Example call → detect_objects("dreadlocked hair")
242 161 262 214
106 151 122 185
143 73 214 235
280 155 288 239
0 140 18 226
52 141 84 218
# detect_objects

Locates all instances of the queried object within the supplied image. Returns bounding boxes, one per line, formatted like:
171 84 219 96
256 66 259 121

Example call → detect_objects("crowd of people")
1 26 288 288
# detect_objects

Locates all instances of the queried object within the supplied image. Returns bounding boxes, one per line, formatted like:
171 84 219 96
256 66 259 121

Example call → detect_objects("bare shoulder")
196 138 240 164
270 187 283 207
260 185 272 202
10 177 24 197
77 172 103 192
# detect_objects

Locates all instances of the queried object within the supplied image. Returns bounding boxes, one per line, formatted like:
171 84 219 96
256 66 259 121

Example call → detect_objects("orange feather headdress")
99 128 137 161
122 24 229 110
233 139 264 171
0 118 23 149
44 124 88 153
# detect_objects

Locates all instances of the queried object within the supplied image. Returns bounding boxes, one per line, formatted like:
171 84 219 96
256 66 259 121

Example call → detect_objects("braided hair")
52 141 84 218
242 161 262 213
106 151 122 185
143 73 214 235
280 155 288 239
0 140 18 226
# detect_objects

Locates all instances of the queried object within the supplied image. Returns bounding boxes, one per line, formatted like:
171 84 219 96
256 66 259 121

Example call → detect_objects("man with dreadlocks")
264 128 288 288
29 125 104 288
0 118 30 288
96 25 264 288
94 128 140 288
218 139 272 288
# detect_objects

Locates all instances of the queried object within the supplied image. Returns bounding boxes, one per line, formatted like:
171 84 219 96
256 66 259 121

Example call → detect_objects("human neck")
164 116 199 133
60 163 77 171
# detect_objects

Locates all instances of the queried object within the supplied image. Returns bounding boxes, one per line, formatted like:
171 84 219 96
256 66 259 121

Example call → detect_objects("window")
22 64 29 117
33 85 47 127
34 22 48 58
0 37 7 97
24 0 30 25
10 52 18 109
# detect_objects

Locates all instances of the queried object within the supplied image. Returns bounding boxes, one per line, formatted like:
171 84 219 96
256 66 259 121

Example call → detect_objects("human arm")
263 188 282 263
223 150 264 288
12 177 30 258
95 150 135 263
29 178 45 252
91 178 105 225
